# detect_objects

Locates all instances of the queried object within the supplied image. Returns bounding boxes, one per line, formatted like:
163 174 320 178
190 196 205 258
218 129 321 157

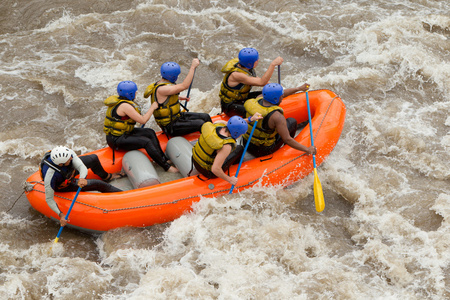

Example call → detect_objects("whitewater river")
1 0 449 299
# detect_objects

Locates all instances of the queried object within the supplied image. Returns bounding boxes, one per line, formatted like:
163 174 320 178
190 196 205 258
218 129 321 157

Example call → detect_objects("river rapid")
0 0 449 299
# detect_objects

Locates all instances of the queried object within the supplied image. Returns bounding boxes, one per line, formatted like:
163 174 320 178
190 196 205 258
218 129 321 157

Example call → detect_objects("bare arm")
211 144 237 185
270 112 316 154
156 59 200 102
282 83 310 98
116 101 158 125
228 56 284 87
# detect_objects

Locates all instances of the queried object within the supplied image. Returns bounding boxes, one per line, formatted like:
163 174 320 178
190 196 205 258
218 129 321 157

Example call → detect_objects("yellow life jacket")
144 82 181 127
219 58 256 104
192 122 236 171
103 96 141 136
243 97 283 147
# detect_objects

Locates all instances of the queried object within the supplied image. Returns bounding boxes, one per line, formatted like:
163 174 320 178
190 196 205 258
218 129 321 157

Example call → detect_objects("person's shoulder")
69 149 77 157
231 71 249 79
270 110 285 125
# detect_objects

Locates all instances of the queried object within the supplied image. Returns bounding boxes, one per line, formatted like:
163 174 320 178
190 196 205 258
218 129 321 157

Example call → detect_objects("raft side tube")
165 137 198 177
122 150 160 189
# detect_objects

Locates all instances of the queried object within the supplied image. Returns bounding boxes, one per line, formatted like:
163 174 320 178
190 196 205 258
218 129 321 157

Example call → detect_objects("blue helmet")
117 81 138 100
262 83 284 105
238 48 259 69
227 116 248 139
160 62 181 83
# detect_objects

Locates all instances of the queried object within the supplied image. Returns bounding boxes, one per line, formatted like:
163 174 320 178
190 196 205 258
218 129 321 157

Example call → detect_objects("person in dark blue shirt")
40 146 122 226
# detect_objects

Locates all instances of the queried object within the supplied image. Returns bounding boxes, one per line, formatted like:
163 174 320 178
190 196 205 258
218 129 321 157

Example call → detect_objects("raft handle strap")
260 155 273 162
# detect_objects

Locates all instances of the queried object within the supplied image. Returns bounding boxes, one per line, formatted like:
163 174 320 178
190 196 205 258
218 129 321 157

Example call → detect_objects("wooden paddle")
305 90 325 212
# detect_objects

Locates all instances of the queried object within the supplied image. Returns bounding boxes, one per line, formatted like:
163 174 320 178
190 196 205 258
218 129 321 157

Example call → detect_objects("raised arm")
157 59 200 99
229 57 284 87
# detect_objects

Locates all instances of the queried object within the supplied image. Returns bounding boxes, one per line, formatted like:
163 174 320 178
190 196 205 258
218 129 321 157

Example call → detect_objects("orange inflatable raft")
25 90 346 233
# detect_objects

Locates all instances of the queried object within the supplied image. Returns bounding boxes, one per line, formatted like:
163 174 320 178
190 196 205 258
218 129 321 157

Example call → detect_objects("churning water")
0 0 449 299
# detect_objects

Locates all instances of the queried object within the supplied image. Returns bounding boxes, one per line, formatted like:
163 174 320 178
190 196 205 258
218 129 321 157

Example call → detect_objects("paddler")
40 146 122 227
192 113 262 186
104 81 178 173
143 59 211 137
243 83 316 157
219 47 283 117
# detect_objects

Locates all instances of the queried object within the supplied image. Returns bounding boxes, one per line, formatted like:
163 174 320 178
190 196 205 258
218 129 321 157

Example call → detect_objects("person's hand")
271 56 284 66
306 146 316 155
77 178 87 188
299 83 310 91
59 213 68 227
251 112 263 122
179 96 190 101
228 176 238 186
191 58 200 68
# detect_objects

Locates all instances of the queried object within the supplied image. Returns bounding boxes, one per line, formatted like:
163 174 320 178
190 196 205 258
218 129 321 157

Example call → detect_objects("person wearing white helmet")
219 47 284 117
192 113 262 185
40 146 122 226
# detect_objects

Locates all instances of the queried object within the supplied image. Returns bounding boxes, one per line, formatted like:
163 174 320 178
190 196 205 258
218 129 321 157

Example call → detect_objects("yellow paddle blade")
313 168 325 212
48 238 59 255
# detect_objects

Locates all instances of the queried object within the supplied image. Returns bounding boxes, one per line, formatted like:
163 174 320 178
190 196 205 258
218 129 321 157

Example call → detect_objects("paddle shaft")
278 65 281 84
229 121 258 194
54 186 81 243
306 90 325 212
305 91 317 168
184 69 196 109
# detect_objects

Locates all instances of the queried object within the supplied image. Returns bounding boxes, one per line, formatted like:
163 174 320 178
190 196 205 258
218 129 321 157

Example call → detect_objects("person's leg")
57 179 121 193
169 112 212 136
286 117 297 137
221 100 246 117
75 179 122 193
79 154 109 180
247 91 261 99
113 129 172 171
55 182 79 193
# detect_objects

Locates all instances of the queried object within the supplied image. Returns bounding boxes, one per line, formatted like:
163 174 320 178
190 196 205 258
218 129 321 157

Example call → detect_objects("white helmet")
50 146 72 165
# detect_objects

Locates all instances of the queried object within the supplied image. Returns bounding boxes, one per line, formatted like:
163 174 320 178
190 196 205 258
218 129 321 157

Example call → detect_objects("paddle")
229 120 258 194
305 90 325 212
278 65 281 85
52 186 81 245
184 68 196 110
